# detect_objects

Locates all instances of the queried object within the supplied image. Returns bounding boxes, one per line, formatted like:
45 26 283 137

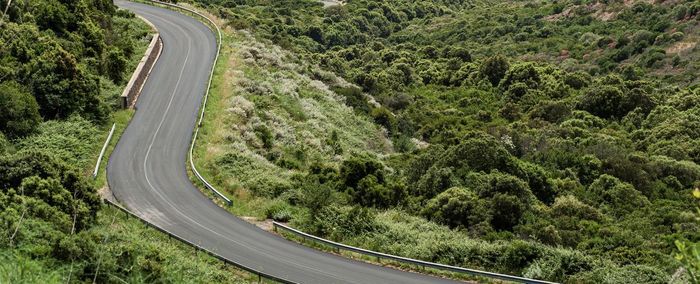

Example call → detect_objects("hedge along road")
108 1 459 283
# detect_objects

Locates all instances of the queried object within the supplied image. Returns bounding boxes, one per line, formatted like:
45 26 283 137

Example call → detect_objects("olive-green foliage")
568 265 669 284
18 116 101 171
309 205 381 241
584 174 650 218
1 0 151 122
0 81 41 139
339 156 405 208
422 187 489 230
480 55 510 86
0 150 100 231
104 47 128 84
26 42 106 121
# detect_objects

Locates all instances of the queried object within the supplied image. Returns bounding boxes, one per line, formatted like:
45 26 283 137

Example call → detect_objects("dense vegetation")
0 1 249 282
189 0 700 282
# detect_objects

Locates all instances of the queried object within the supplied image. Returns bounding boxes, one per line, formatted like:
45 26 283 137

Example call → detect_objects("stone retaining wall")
120 16 162 109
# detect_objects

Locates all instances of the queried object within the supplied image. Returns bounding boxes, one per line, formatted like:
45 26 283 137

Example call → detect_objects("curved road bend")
109 1 458 283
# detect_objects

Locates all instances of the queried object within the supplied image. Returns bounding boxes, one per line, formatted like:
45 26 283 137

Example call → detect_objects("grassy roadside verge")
274 228 488 283
85 205 253 283
93 110 133 190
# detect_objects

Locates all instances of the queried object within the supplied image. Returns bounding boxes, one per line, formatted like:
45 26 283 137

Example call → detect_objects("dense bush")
422 187 489 229
0 81 41 139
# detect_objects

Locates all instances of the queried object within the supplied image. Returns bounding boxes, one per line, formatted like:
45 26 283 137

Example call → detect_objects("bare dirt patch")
667 41 697 54
241 216 274 231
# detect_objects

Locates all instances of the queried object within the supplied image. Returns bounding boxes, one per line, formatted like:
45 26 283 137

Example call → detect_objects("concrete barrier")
120 16 163 109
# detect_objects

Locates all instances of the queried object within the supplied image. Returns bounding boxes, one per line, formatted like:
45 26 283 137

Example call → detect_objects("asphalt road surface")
108 1 460 283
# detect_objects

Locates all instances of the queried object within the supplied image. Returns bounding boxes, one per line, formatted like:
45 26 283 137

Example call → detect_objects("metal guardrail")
272 222 559 284
104 199 297 284
136 0 232 206
93 123 116 178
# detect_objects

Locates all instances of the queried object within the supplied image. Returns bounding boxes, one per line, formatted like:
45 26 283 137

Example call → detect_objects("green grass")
0 206 255 284
93 109 135 189
93 205 256 283
274 226 494 283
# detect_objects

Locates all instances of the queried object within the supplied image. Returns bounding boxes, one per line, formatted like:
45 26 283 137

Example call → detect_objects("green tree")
0 81 42 139
0 150 99 230
416 166 461 199
104 47 128 83
437 131 516 174
577 85 626 119
480 55 509 86
29 0 72 33
339 156 404 207
491 193 526 231
422 187 489 229
499 62 541 90
340 156 385 190
27 45 106 121
586 174 650 217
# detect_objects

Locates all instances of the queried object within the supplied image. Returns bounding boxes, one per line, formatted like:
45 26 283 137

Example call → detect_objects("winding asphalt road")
108 1 458 283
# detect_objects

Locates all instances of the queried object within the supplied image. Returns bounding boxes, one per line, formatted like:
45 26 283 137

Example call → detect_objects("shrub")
499 62 541 90
265 199 295 222
339 156 404 208
551 195 603 222
480 55 509 86
500 240 545 273
490 193 527 230
563 71 591 90
437 131 516 174
104 47 128 83
415 166 461 199
516 161 556 204
422 187 489 229
523 250 595 282
528 100 572 124
577 85 626 119
339 156 385 190
314 205 381 239
569 264 669 284
0 81 42 139
332 86 371 114
587 175 650 217
371 107 396 133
